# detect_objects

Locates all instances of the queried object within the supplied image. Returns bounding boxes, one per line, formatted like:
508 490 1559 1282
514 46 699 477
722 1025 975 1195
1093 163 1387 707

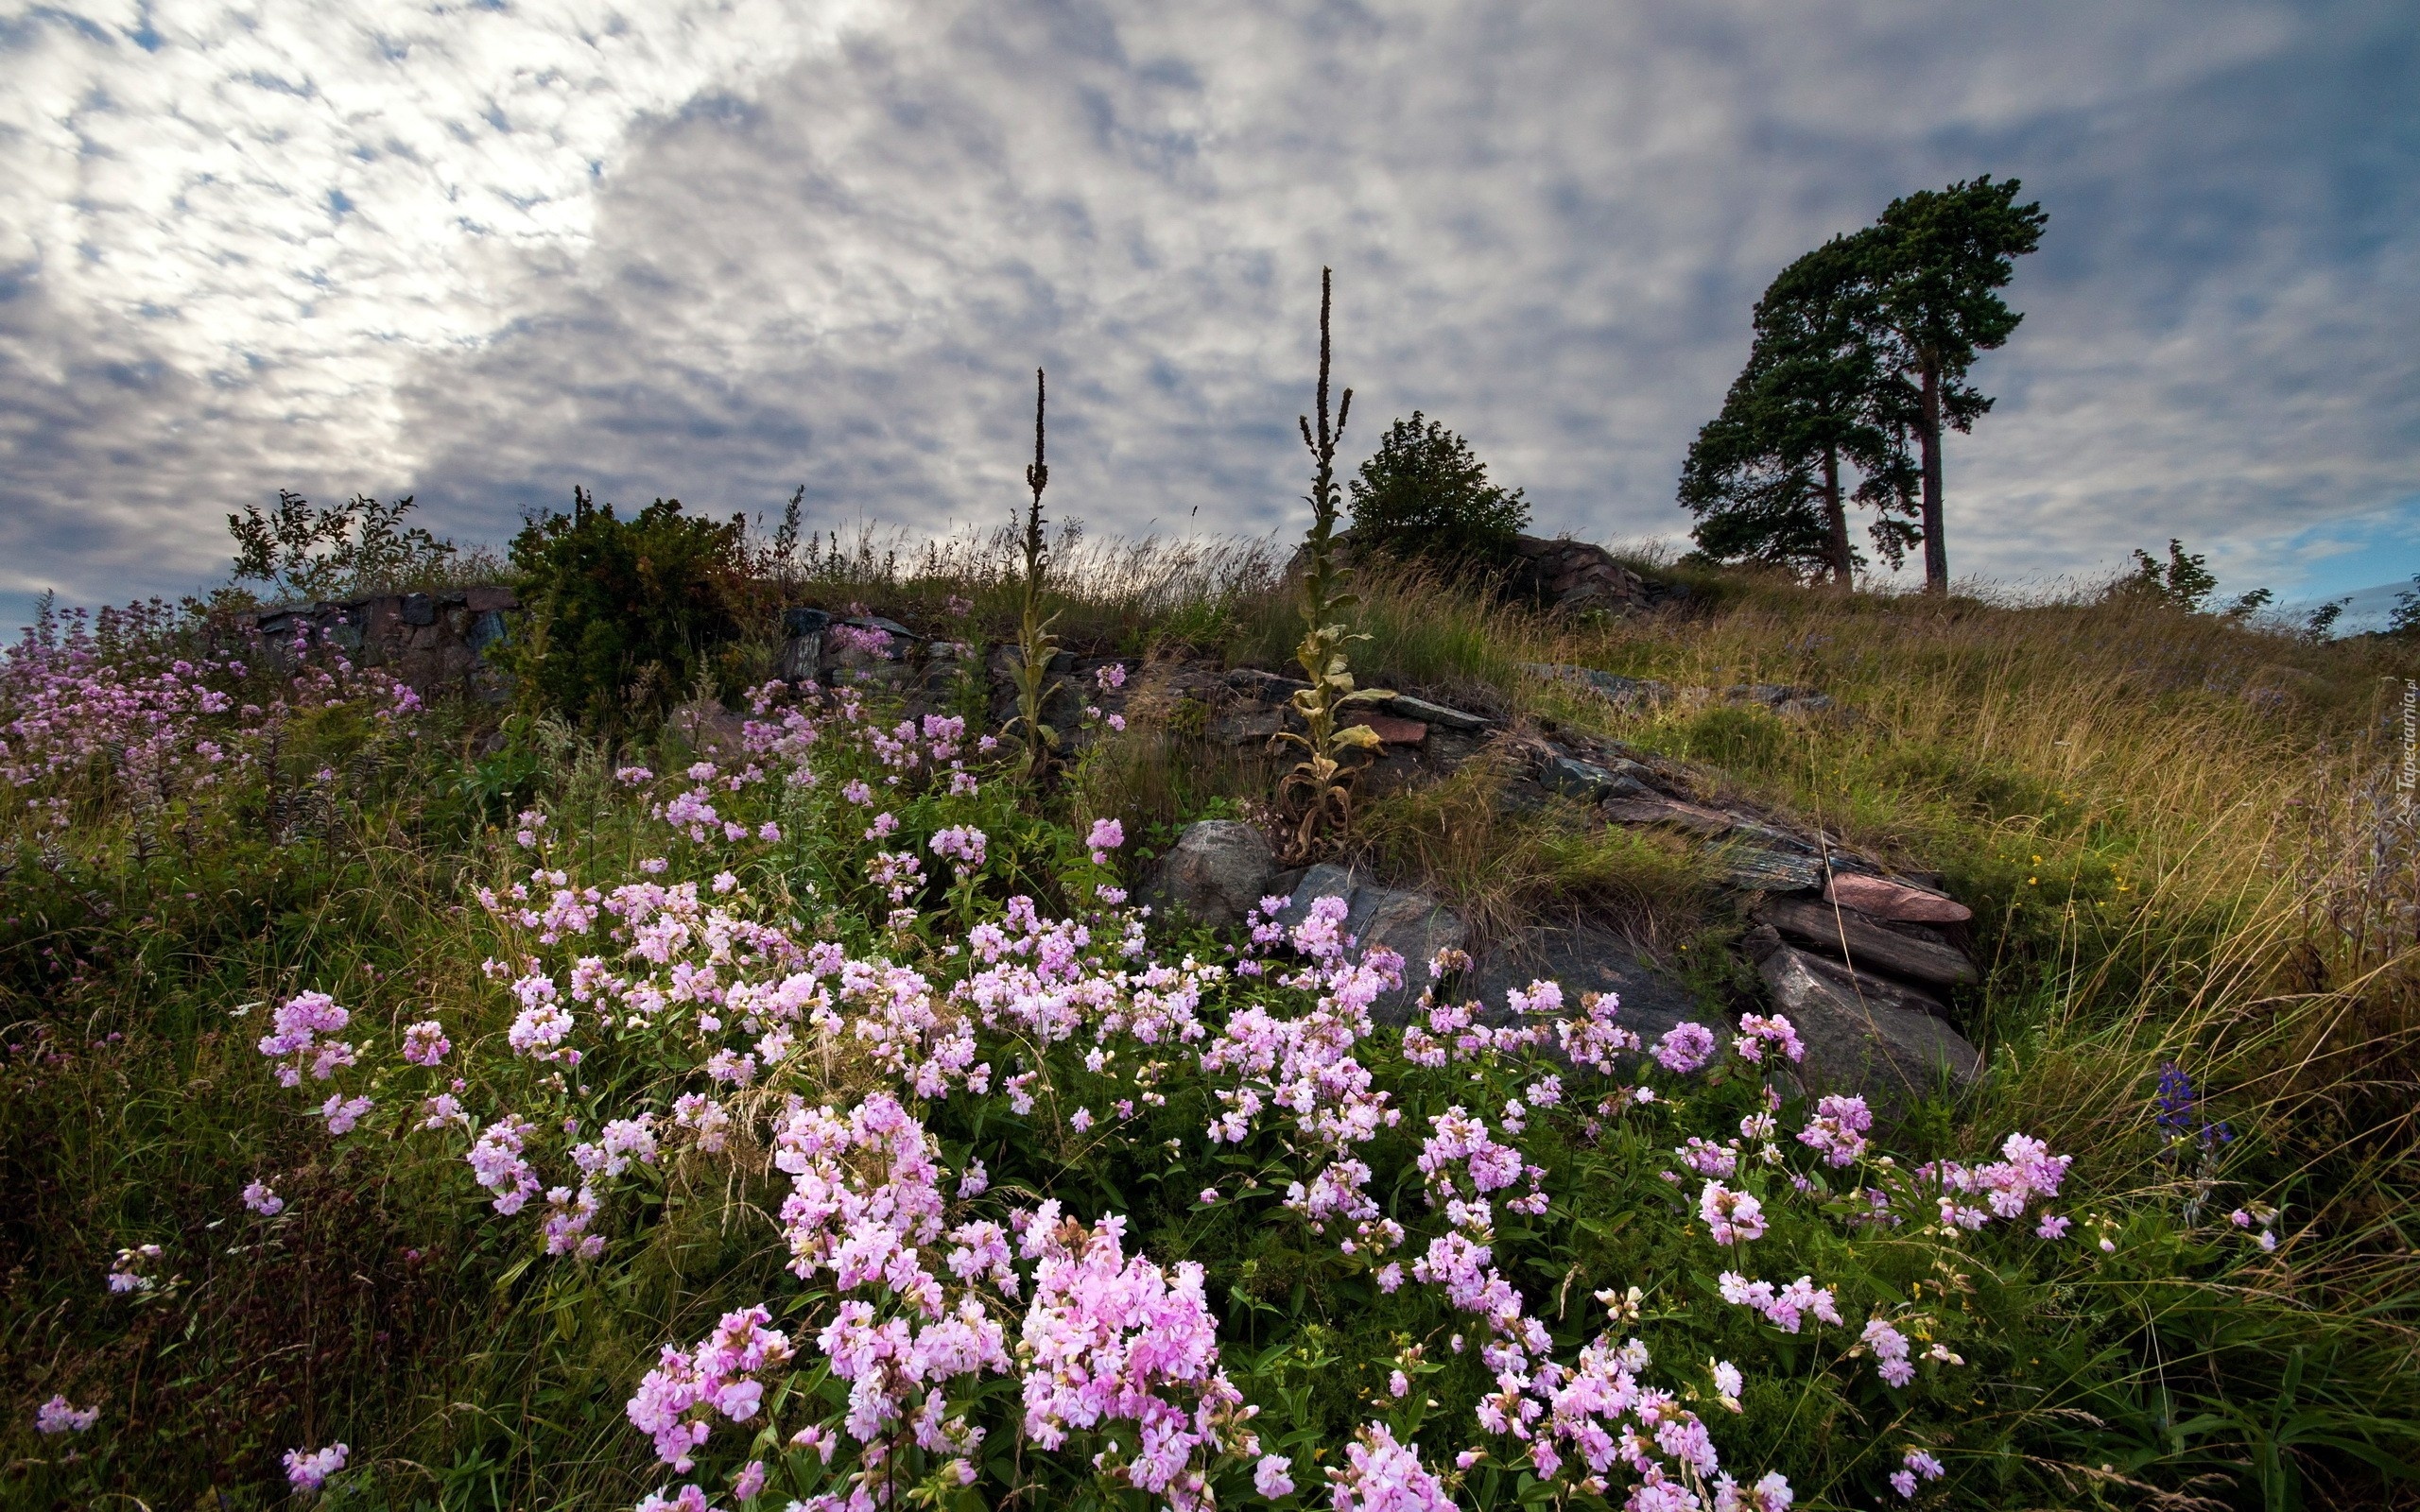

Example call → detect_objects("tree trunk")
1822 443 1852 586
1919 358 1947 593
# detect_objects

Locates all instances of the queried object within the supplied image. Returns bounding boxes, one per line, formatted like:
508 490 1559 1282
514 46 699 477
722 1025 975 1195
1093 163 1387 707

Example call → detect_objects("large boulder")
1752 935 1980 1118
1152 821 1278 929
1278 864 1468 1023
1505 537 1656 615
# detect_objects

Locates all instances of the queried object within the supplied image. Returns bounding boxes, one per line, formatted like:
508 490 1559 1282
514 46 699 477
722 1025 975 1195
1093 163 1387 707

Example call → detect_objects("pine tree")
1863 176 2048 593
1679 234 1916 582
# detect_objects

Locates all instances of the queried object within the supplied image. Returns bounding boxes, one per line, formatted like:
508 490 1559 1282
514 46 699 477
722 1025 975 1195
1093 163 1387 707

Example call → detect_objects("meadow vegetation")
4 531 2417 1512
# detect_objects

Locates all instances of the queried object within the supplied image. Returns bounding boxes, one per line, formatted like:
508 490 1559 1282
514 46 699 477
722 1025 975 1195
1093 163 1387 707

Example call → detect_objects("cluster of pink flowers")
34 1395 99 1435
1018 1211 1242 1508
1796 1094 1873 1167
284 1441 349 1492
107 1244 164 1295
930 824 988 875
1327 1422 1455 1511
1718 1272 1843 1333
1730 1013 1804 1065
628 1306 796 1471
256 991 355 1088
1698 1181 1769 1246
1891 1449 1946 1498
1651 1022 1719 1074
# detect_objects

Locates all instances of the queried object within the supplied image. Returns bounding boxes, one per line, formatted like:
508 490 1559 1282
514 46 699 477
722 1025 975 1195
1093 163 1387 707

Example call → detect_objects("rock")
1724 683 1820 708
1213 706 1291 747
1225 668 1313 704
1506 537 1658 615
1601 793 1736 837
1524 662 1675 712
1153 820 1278 929
777 633 822 683
1754 896 1978 988
783 607 833 637
1345 713 1429 746
461 585 519 614
671 698 750 760
1279 864 1468 1023
1717 848 1829 893
400 593 436 627
1544 755 1652 802
1754 938 1980 1115
1464 922 1717 1050
1824 872 1972 924
1380 693 1492 731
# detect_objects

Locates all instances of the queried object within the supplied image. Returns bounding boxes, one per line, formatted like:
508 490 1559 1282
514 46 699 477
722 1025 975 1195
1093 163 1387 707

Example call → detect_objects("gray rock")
1523 662 1675 711
1464 922 1717 1051
1544 755 1653 802
1716 847 1829 893
1754 940 1980 1117
777 633 822 683
1280 864 1468 1023
1153 821 1278 929
1380 694 1492 731
1226 668 1314 703
1754 896 1978 988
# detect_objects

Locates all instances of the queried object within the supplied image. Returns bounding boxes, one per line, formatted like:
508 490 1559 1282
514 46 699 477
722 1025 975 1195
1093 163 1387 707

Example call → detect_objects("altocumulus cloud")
1 0 2414 623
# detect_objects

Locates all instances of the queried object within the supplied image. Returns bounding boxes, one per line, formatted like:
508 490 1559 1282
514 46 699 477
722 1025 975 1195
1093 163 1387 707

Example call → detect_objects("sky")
2 0 2415 630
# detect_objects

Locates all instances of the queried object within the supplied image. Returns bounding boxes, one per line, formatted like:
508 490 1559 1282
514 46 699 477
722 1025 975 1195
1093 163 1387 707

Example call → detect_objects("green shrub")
504 490 746 733
1346 411 1530 570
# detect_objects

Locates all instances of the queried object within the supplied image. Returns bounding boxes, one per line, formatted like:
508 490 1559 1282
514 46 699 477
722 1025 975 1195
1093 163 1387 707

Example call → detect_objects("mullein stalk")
1279 268 1392 856
1005 369 1064 783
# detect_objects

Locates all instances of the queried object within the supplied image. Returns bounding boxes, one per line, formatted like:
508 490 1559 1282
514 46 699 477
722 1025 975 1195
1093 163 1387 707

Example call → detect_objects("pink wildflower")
284 1441 349 1492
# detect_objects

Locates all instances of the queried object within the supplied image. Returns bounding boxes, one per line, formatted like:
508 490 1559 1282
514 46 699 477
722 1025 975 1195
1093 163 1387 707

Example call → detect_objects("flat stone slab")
1545 755 1652 801
1755 895 1978 988
1601 794 1736 837
1523 662 1676 710
1345 713 1429 746
1379 694 1491 731
1825 871 1972 923
1716 847 1828 894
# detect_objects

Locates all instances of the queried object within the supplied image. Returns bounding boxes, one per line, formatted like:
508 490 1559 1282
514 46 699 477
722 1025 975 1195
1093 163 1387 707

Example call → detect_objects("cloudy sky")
3 0 2415 628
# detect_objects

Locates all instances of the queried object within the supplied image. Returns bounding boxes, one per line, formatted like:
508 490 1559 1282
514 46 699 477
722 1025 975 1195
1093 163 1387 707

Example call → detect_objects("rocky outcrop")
1525 662 1675 713
1753 896 1977 989
1504 537 1660 616
251 586 518 698
1151 821 1278 929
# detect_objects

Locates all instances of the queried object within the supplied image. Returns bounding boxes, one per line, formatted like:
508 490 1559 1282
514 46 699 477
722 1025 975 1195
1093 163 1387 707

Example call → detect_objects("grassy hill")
3 542 2415 1510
